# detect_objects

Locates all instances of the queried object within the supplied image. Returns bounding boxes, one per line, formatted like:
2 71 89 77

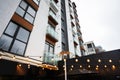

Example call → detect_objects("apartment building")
0 0 84 70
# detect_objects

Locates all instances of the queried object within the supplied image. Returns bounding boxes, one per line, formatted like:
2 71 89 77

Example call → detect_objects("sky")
72 0 120 51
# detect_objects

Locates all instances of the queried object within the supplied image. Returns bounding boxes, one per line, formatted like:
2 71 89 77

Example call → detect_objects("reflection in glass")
27 6 36 17
20 1 27 10
25 13 34 23
0 35 13 51
5 22 18 36
16 7 25 17
16 28 30 42
11 40 26 55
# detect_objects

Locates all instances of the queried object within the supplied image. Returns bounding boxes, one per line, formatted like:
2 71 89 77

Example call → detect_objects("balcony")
46 24 58 42
49 10 58 25
50 0 58 12
43 51 60 65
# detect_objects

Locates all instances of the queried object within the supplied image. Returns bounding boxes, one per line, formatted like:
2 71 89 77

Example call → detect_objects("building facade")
84 41 96 56
0 0 84 69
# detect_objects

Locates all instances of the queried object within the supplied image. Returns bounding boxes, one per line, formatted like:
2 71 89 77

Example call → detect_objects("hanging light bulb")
13 56 16 59
28 64 30 69
71 65 74 68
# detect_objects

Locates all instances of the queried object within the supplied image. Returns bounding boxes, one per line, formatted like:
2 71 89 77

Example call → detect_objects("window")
16 0 36 24
45 41 54 54
87 44 92 48
62 42 65 50
0 21 30 55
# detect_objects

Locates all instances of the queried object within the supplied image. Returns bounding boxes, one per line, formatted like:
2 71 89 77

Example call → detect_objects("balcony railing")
49 10 58 24
50 0 58 12
46 24 58 41
43 51 61 65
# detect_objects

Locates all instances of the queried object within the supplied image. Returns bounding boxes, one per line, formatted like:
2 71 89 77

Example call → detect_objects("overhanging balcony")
50 0 58 12
46 24 58 42
43 51 60 65
49 10 58 25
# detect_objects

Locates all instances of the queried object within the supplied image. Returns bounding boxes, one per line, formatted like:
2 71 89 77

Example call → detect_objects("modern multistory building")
0 0 85 70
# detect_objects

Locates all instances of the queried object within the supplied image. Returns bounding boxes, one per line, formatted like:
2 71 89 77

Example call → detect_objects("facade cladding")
0 0 85 78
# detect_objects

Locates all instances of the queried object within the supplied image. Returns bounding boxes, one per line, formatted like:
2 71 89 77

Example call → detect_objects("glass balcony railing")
50 0 58 12
49 10 58 23
43 51 61 65
46 24 58 41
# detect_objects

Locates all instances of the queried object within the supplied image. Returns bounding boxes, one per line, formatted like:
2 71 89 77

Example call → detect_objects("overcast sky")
72 0 120 51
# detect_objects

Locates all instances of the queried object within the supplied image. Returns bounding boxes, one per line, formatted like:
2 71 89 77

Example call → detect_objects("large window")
16 0 36 24
45 41 54 54
0 21 30 55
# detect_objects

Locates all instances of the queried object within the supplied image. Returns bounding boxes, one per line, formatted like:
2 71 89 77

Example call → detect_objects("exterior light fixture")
13 56 16 59
87 59 90 62
96 67 99 70
18 64 21 67
98 59 101 62
112 65 116 70
75 59 78 62
109 59 112 63
71 65 74 68
88 65 90 68
104 65 107 68
80 65 82 68
96 65 99 68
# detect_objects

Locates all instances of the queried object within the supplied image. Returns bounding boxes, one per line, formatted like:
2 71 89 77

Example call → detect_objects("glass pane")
0 35 13 51
25 13 34 23
11 40 26 55
5 22 18 36
49 46 54 53
20 1 27 10
16 7 25 17
27 6 36 17
16 28 30 42
45 43 49 52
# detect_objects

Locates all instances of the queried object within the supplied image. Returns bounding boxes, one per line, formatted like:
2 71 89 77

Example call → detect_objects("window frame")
15 0 37 24
0 21 30 56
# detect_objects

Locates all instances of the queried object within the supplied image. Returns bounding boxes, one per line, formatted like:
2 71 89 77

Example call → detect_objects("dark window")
87 44 92 48
0 21 30 55
16 0 36 24
62 42 65 50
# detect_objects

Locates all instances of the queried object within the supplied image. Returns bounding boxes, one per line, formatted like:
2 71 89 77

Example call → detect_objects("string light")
13 56 16 59
28 64 30 69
